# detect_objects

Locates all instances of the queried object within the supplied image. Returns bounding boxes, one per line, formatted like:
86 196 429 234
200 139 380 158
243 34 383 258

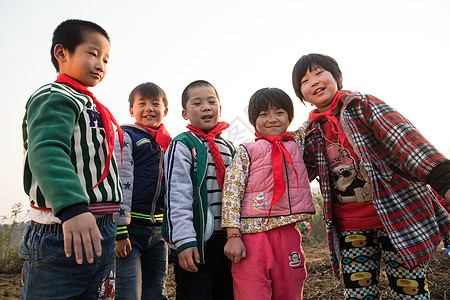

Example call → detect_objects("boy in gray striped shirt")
162 80 235 299
20 19 122 300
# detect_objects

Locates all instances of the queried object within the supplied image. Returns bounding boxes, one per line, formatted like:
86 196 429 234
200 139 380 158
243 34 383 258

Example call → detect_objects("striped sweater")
22 82 122 223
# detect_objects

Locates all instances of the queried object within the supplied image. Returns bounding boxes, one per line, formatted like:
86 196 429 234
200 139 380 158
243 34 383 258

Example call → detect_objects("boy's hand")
178 247 200 273
224 238 246 263
115 238 132 258
62 212 103 264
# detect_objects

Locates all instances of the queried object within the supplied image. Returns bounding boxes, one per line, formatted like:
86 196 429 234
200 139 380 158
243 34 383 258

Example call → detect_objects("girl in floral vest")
222 87 316 300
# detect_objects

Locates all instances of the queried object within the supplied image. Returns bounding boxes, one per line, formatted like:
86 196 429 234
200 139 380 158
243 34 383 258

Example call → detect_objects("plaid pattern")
303 92 450 279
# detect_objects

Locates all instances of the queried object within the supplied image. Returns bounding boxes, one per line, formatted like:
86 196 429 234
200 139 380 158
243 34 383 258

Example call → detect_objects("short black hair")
128 82 168 108
248 87 294 129
51 19 110 72
181 80 219 109
292 53 343 103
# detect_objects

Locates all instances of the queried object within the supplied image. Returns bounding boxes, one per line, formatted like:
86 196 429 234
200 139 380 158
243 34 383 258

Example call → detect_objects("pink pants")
231 224 307 300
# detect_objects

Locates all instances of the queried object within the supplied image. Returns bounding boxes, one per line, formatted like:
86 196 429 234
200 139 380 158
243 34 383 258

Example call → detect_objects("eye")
103 59 108 64
89 52 97 57
259 112 268 117
301 79 308 85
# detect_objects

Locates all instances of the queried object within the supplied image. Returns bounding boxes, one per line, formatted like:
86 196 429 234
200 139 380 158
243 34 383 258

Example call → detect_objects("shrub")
0 203 28 274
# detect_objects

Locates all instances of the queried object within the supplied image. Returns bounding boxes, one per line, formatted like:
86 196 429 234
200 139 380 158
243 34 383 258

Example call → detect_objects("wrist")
227 233 242 239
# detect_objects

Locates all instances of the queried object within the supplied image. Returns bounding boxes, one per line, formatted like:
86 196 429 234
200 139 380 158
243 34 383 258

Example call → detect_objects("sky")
0 0 449 219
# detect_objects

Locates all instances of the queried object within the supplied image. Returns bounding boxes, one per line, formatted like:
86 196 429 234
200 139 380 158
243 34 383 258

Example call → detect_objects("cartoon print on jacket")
325 144 371 204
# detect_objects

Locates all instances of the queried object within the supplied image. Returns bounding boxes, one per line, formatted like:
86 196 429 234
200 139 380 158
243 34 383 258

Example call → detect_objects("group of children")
19 19 450 300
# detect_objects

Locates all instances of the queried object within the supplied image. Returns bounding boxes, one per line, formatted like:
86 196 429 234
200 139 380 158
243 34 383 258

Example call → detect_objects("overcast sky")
0 0 449 219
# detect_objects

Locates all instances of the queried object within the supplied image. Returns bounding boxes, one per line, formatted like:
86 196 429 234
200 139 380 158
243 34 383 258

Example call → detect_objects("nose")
201 102 212 111
267 112 277 122
311 77 319 86
95 58 106 73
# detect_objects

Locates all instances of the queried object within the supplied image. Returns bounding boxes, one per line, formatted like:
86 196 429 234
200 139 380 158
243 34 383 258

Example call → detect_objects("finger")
187 259 198 273
90 227 103 257
241 248 246 259
72 233 84 264
193 247 200 264
64 231 73 259
82 233 94 264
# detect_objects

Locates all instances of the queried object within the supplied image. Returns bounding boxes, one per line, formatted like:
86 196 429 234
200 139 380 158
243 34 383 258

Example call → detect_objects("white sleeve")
164 140 197 249
113 131 133 226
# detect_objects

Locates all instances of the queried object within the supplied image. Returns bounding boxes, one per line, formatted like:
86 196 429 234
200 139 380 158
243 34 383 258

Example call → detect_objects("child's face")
300 66 339 112
255 107 290 136
130 96 168 128
57 31 110 87
182 86 221 132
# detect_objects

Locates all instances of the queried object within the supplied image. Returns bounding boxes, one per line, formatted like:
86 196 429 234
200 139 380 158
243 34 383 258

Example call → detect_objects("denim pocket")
18 224 65 266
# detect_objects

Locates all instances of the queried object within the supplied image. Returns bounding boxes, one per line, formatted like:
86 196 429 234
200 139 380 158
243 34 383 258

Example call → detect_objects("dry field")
1 243 449 299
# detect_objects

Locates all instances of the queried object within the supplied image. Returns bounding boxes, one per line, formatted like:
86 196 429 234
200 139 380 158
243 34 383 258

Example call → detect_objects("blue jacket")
114 124 165 240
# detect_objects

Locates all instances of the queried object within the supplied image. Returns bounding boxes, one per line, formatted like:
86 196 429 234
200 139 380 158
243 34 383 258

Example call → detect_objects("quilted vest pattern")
241 139 314 218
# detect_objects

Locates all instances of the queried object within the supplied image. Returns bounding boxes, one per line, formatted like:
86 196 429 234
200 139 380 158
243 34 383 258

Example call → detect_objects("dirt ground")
1 243 449 299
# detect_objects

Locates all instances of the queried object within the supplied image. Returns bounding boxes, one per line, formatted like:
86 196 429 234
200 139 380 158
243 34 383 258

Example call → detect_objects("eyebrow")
87 46 109 58
190 96 217 101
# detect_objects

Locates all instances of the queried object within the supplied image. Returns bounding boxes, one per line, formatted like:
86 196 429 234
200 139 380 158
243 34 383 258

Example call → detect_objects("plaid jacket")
303 92 450 279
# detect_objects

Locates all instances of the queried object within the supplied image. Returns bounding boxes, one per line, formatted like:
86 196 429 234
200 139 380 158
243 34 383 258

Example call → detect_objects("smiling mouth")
202 115 213 120
313 87 324 95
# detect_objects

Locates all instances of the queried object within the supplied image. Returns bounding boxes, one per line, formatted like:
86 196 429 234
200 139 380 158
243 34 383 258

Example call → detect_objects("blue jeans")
115 223 168 300
19 214 116 300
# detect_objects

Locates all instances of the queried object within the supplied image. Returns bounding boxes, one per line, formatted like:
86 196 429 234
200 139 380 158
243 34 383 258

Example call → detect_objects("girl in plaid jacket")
292 53 450 299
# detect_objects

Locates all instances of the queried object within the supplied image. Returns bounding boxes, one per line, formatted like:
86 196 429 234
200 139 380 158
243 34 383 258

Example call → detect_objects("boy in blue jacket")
114 82 171 299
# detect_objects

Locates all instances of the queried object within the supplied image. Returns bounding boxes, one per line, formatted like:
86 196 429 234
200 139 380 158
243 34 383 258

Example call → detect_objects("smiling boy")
20 19 122 300
114 82 171 299
162 80 235 299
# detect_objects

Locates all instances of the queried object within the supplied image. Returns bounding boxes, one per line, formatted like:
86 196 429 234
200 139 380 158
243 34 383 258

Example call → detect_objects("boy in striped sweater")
20 19 122 300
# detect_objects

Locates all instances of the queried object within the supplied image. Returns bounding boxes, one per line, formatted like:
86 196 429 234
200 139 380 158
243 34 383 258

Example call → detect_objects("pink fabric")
241 139 314 218
255 132 298 219
231 224 307 300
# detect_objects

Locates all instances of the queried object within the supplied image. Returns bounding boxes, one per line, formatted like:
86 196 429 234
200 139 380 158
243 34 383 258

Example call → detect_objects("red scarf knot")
54 74 124 189
309 90 347 150
135 122 172 151
187 122 230 190
255 131 299 220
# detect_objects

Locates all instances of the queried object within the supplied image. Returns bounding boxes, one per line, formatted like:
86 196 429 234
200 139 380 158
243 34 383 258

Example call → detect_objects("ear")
53 44 68 63
182 109 188 120
338 76 343 89
219 105 222 117
129 107 134 117
163 107 168 117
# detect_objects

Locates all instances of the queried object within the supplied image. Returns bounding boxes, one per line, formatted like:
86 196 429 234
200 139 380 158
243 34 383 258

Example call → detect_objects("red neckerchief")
255 131 299 219
54 74 124 188
187 122 230 190
135 123 172 151
309 90 346 150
